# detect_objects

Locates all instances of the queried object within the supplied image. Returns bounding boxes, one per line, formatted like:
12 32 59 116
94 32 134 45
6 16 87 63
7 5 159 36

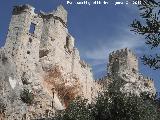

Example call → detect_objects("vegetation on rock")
20 89 34 105
0 99 6 114
50 80 160 120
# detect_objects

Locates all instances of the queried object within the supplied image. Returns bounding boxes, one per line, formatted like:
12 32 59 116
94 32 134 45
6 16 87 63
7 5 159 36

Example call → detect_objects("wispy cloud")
84 28 144 64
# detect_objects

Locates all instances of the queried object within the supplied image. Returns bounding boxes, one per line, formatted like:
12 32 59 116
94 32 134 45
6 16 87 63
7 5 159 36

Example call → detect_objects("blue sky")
0 0 159 92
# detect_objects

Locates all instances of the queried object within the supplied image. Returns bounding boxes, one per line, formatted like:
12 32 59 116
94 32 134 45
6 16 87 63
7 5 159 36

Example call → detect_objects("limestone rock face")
0 4 156 120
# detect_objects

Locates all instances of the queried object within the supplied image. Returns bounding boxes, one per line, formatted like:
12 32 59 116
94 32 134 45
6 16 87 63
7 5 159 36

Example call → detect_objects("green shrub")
53 97 94 120
51 79 160 120
0 99 6 114
52 92 159 120
20 89 34 105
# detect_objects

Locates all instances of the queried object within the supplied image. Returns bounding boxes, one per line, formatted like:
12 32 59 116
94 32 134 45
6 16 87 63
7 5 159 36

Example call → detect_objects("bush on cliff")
20 89 34 105
52 83 159 120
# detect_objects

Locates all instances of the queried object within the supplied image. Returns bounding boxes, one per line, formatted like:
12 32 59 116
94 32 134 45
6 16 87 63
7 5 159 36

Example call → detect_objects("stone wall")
0 4 95 120
108 48 138 76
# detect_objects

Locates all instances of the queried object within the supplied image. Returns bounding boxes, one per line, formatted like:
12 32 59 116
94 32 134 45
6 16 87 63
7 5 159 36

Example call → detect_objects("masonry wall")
107 48 156 96
108 48 139 76
38 6 94 101
0 4 95 119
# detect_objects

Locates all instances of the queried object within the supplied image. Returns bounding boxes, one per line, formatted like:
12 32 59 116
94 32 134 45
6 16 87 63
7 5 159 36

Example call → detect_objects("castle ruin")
0 4 156 120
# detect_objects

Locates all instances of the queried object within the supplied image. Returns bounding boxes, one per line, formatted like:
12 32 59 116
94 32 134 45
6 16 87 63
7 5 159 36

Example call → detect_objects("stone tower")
106 48 156 96
108 48 138 76
5 4 43 73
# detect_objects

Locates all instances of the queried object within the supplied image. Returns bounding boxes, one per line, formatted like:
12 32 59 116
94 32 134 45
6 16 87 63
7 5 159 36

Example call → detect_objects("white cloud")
84 28 145 66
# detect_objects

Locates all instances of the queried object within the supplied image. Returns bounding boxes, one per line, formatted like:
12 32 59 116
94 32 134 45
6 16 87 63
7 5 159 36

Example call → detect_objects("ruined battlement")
12 4 67 25
79 60 91 69
106 48 156 96
108 48 154 82
138 74 154 82
109 48 137 60
12 4 35 15
39 5 67 27
108 48 139 75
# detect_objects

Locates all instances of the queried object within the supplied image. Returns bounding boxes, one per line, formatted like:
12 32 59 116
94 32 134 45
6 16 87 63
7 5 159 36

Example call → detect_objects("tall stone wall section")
0 4 94 120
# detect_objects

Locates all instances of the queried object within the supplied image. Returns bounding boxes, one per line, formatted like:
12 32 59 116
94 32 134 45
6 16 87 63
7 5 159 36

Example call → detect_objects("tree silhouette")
130 0 160 69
